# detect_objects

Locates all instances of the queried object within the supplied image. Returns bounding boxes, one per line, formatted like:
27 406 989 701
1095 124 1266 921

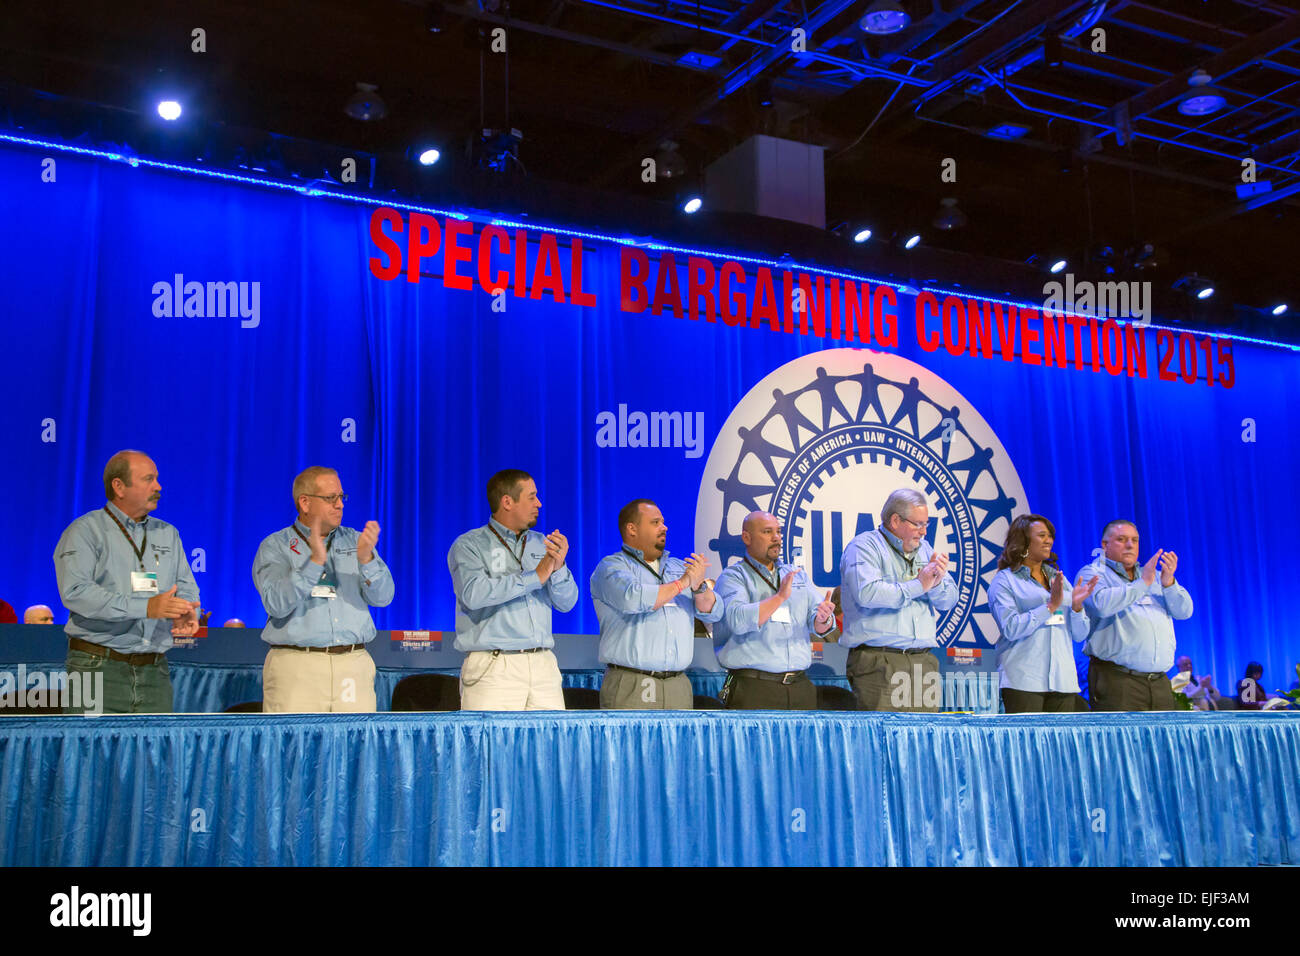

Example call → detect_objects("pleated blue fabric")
1 712 1295 866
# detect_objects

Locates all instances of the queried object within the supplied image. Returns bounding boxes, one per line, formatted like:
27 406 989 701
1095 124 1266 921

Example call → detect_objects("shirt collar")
293 519 335 541
1104 557 1135 579
743 555 782 577
880 525 918 561
106 501 144 529
623 544 670 563
1010 562 1056 581
489 517 523 543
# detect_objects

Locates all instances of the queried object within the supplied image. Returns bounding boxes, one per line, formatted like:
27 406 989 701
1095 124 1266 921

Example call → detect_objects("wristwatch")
693 578 714 594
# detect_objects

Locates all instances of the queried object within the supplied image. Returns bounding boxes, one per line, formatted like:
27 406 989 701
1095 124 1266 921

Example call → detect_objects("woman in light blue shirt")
988 514 1099 713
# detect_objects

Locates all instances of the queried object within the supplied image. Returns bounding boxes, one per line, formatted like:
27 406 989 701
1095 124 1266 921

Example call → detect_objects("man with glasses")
839 488 958 712
252 466 393 712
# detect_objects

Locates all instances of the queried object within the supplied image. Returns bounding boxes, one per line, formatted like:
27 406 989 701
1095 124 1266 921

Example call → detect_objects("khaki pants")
459 649 565 711
846 646 940 713
263 646 377 713
599 665 693 710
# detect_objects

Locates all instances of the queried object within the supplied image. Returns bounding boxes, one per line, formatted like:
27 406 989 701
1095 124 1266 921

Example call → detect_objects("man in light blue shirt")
713 511 837 709
253 466 394 713
590 498 723 709
54 449 201 714
447 469 577 710
1075 519 1192 711
839 488 958 712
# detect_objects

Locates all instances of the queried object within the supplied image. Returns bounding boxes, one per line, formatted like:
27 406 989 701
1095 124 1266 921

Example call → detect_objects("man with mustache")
1075 519 1192 711
53 449 201 714
590 499 723 709
712 511 837 709
448 469 576 710
253 466 393 712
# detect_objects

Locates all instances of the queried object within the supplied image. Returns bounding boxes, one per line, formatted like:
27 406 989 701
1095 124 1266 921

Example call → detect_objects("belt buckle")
782 672 796 685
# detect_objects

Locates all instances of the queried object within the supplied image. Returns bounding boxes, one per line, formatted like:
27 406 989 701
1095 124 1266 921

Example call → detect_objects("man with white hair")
252 466 393 713
838 488 958 712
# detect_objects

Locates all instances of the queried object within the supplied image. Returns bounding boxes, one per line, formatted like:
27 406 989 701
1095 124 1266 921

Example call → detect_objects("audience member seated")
1171 655 1221 711
1236 662 1268 710
22 605 55 624
0 600 16 624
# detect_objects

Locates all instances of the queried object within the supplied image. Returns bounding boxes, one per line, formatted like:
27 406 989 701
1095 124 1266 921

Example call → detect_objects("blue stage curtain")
2 713 1295 866
3 142 1297 687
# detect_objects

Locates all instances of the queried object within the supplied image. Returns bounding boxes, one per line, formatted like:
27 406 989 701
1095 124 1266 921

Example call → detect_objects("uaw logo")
695 349 1028 650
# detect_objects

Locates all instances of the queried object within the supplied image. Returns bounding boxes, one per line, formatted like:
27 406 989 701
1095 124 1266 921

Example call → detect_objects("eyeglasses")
897 516 926 530
305 493 348 505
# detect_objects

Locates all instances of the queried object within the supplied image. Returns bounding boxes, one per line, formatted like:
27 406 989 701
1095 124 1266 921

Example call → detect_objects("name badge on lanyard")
771 605 793 624
131 570 159 593
1047 609 1065 628
105 507 159 593
296 525 338 598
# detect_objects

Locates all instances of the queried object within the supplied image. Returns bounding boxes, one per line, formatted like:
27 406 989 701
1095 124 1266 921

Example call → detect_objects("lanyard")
743 557 780 594
292 525 334 557
879 528 919 572
103 506 148 570
488 526 527 568
622 548 665 582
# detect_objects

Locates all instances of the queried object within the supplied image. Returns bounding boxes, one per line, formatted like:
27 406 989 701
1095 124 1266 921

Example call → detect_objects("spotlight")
853 227 873 243
931 197 967 230
1177 70 1227 117
1272 303 1288 316
417 147 441 166
344 83 388 121
903 233 921 250
1026 253 1068 274
859 0 910 35
1128 242 1169 272
682 195 703 214
654 140 687 180
425 2 445 32
1173 273 1215 299
157 100 182 121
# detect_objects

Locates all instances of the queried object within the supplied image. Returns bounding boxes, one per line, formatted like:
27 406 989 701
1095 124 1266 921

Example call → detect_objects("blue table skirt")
3 661 854 713
2 711 1296 866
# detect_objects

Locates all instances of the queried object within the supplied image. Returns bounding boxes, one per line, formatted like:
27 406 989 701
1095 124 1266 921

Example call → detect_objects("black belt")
1093 657 1167 680
851 644 935 655
729 668 807 685
609 663 683 680
69 637 164 666
270 643 366 655
488 647 547 656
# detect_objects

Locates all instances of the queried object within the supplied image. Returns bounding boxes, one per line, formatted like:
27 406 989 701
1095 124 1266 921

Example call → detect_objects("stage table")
2 711 1295 866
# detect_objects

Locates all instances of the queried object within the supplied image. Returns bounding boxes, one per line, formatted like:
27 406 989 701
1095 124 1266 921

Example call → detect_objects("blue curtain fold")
4 712 1293 866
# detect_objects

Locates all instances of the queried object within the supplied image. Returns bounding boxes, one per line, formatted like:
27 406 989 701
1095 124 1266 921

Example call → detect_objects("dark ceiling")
5 0 1300 340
